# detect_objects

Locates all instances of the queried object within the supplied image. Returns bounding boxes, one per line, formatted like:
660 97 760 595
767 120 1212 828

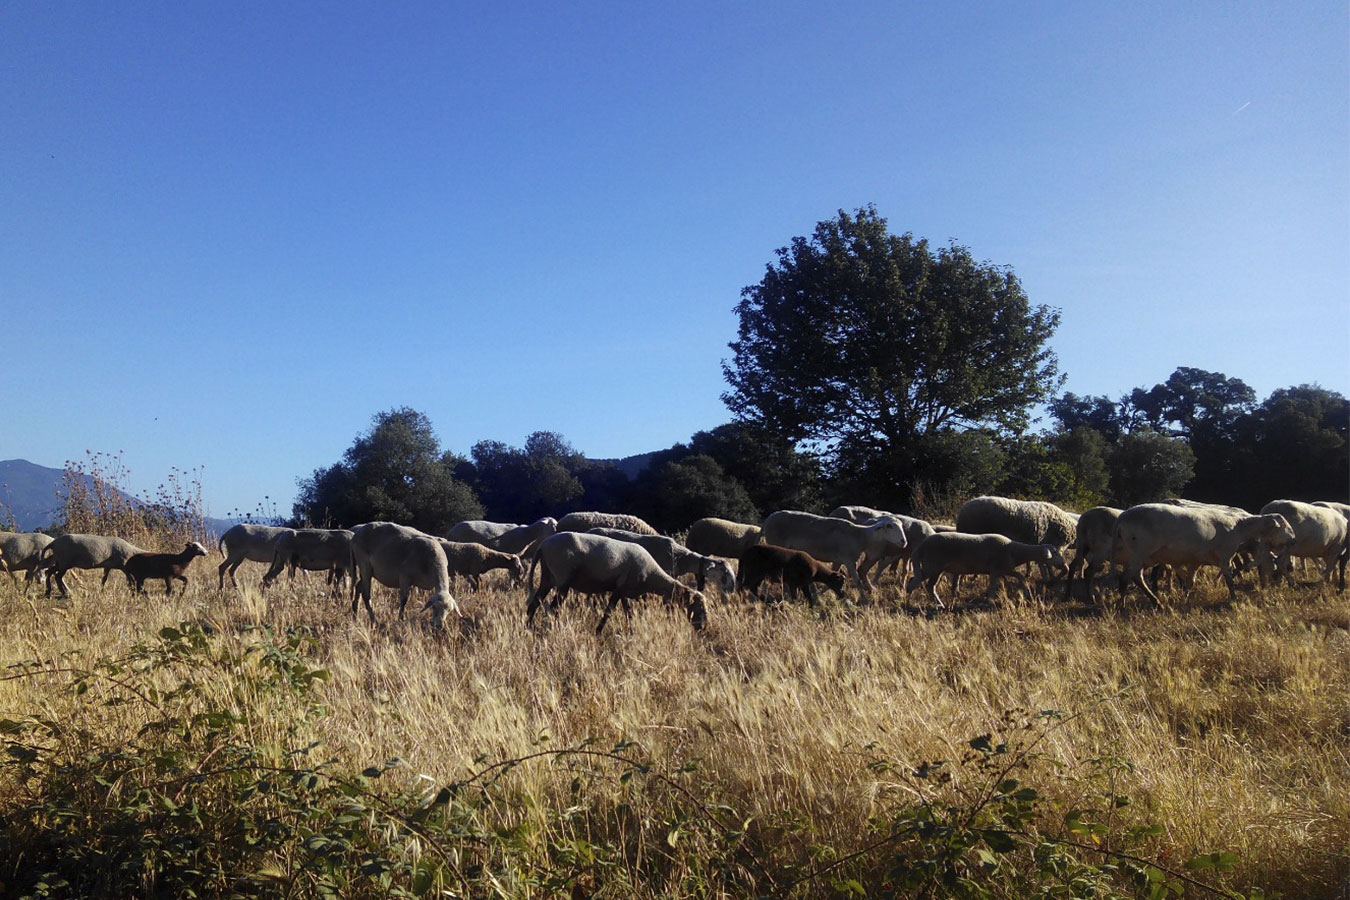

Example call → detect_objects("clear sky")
3 2 1347 518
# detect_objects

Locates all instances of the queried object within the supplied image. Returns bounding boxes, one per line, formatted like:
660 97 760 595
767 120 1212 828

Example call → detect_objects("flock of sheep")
0 496 1346 633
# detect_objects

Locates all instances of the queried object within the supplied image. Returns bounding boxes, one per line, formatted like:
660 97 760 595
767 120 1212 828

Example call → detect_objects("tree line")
291 207 1347 534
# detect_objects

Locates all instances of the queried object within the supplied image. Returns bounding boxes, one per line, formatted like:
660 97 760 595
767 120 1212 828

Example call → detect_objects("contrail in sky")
1233 101 1252 114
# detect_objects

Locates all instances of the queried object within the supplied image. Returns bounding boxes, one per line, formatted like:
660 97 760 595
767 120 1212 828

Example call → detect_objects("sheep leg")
525 569 557 625
922 573 945 608
1063 555 1081 602
1219 561 1240 601
261 555 286 588
858 552 881 587
48 568 71 599
844 561 868 602
596 592 622 635
352 574 376 623
1128 567 1164 608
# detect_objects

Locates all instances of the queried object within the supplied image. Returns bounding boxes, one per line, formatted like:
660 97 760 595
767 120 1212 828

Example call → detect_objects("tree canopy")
461 432 586 524
722 206 1062 503
291 408 482 532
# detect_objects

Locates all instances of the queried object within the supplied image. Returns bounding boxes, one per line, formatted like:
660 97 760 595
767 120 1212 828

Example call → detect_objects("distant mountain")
0 459 234 536
0 459 78 531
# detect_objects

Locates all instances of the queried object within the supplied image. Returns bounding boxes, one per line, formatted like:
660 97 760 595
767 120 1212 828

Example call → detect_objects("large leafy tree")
292 408 482 532
1229 385 1348 508
683 422 824 516
627 454 760 533
463 431 585 523
722 206 1062 504
1106 429 1196 507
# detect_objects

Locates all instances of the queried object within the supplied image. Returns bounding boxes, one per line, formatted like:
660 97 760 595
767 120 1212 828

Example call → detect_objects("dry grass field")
0 545 1346 899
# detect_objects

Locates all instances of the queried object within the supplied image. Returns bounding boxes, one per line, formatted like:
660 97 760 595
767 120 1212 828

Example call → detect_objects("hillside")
0 458 80 530
0 459 234 535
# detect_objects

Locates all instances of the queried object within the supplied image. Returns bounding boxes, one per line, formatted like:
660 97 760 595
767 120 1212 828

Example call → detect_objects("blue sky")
3 2 1347 517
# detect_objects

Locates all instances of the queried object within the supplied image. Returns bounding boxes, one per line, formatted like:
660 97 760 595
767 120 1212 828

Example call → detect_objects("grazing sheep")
829 505 938 584
1111 504 1296 607
350 522 459 625
955 496 1078 549
685 517 763 559
586 527 736 594
262 528 355 589
526 532 706 634
1163 497 1251 514
556 511 660 537
955 496 1078 586
218 523 295 589
1313 500 1350 520
1259 500 1349 590
736 543 846 606
446 520 521 543
433 539 527 590
1063 507 1124 602
481 517 559 558
1313 501 1350 588
39 534 147 598
0 532 54 592
123 542 210 595
760 510 907 599
904 533 1066 607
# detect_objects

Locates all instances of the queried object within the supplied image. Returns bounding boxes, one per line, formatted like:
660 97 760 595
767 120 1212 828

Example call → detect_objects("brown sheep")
736 544 846 607
124 542 210 595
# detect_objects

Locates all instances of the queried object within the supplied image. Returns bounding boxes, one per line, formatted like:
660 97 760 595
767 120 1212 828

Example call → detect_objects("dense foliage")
291 408 483 532
721 206 1064 509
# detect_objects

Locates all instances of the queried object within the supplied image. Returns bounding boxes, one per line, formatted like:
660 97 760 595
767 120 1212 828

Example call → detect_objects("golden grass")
1 564 1347 897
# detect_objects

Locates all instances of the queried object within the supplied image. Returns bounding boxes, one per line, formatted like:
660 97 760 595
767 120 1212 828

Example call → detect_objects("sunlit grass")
1 559 1346 896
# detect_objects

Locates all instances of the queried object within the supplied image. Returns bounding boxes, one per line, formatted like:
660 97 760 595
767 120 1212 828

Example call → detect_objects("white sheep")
433 539 527 590
481 517 559 557
39 534 148 598
904 532 1066 606
685 517 763 559
526 532 707 634
829 505 938 584
218 523 295 589
123 542 210 595
1313 500 1350 520
955 496 1078 548
1313 501 1350 588
1259 500 1348 590
446 520 521 543
262 528 355 589
350 522 459 626
1163 497 1252 516
556 511 660 536
760 510 907 599
1111 504 1296 607
0 532 54 592
586 527 736 594
1063 506 1124 602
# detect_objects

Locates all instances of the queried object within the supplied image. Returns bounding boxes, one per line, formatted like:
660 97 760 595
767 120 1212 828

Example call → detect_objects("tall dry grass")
1 549 1346 896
